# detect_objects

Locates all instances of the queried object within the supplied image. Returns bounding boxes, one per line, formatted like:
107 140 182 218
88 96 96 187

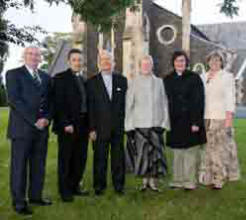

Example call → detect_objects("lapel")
112 73 118 103
21 65 41 91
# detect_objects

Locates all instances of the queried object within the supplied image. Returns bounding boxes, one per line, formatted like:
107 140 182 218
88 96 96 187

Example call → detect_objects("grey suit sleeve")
6 70 36 126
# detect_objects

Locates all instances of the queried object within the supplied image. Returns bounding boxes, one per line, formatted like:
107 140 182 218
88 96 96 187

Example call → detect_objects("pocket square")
116 87 122 91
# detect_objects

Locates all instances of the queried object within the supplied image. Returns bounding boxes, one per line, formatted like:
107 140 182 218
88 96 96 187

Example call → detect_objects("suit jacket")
87 72 127 140
52 68 88 134
164 70 206 148
6 65 52 139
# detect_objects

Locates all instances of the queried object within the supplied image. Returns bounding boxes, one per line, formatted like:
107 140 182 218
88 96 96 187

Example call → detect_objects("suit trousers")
93 131 125 192
57 125 88 198
10 130 48 210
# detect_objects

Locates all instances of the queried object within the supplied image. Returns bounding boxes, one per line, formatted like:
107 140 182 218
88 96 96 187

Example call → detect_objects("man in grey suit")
6 46 52 216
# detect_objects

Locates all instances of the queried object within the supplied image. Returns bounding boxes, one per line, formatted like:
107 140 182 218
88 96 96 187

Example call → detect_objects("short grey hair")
206 50 225 69
22 45 41 61
139 54 154 68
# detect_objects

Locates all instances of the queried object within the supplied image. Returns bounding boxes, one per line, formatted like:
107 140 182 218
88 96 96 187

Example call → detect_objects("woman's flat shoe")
139 185 148 192
149 186 160 192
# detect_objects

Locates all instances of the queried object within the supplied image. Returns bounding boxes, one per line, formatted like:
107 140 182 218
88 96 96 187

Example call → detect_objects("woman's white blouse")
125 74 170 131
200 70 236 120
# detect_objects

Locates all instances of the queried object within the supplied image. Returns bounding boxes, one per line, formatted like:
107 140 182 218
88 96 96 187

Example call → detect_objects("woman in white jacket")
125 55 169 192
200 50 240 189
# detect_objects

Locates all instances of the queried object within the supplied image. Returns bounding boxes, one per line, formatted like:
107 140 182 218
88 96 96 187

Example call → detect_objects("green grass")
0 108 246 220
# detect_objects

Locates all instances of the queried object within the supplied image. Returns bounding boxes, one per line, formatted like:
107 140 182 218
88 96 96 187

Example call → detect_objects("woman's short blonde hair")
139 55 154 68
206 50 225 69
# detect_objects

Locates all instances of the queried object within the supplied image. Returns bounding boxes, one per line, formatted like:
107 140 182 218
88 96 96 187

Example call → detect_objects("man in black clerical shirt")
52 49 89 202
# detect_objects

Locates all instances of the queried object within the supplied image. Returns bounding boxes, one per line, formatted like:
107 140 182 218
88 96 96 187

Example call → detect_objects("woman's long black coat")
164 70 207 149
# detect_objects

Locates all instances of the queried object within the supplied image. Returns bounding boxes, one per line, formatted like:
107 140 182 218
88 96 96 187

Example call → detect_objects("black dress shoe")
61 196 74 202
95 190 104 196
115 190 125 195
15 206 33 216
73 189 89 196
29 198 52 206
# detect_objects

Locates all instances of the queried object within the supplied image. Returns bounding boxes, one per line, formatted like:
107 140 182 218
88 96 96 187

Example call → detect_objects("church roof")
197 21 246 50
48 40 72 76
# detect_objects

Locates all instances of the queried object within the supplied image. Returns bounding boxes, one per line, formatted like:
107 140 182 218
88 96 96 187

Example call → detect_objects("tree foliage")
219 0 239 17
0 0 46 46
71 0 138 32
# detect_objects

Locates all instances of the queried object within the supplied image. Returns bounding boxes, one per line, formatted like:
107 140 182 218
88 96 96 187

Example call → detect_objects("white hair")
98 50 114 62
21 45 41 63
97 49 115 71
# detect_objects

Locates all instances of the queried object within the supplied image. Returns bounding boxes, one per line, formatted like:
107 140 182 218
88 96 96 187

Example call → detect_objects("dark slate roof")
197 21 246 50
48 40 72 76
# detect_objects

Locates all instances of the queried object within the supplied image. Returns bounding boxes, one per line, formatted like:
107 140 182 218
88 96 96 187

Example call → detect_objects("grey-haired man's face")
68 53 83 72
24 47 41 70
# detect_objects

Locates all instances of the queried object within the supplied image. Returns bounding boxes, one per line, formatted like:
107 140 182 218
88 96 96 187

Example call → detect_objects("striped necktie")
33 70 41 86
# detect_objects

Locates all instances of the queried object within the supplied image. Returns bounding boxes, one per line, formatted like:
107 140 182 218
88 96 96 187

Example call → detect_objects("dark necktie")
33 70 41 86
75 74 87 113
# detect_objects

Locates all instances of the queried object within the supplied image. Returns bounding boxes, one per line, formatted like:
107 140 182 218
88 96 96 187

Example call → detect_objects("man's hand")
191 125 199 133
35 118 49 130
89 131 97 141
64 125 74 134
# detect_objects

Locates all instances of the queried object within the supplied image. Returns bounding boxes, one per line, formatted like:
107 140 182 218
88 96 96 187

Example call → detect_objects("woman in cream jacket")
200 50 240 189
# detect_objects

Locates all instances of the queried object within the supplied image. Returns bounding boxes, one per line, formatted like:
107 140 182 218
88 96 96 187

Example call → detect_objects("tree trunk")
182 0 191 57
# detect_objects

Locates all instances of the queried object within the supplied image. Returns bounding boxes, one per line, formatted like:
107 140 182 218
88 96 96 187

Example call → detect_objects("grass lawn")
0 107 246 220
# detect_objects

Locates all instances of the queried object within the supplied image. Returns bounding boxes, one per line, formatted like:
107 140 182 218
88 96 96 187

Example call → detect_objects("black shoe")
73 189 89 196
61 196 74 202
15 206 33 216
29 198 52 206
95 190 104 196
115 190 125 195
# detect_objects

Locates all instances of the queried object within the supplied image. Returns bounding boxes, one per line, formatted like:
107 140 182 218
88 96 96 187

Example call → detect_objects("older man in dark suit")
87 50 127 195
6 46 52 216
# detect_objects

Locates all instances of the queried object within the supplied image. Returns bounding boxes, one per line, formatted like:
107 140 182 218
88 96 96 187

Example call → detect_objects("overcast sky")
3 0 246 74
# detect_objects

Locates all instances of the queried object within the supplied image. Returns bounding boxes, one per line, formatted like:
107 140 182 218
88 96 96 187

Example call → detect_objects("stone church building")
49 0 245 104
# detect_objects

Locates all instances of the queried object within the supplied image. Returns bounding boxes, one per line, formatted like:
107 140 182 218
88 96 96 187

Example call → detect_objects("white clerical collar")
72 70 84 77
101 71 112 77
176 71 183 76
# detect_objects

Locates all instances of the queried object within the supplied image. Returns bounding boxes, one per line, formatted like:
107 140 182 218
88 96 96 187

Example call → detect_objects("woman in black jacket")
164 50 206 190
